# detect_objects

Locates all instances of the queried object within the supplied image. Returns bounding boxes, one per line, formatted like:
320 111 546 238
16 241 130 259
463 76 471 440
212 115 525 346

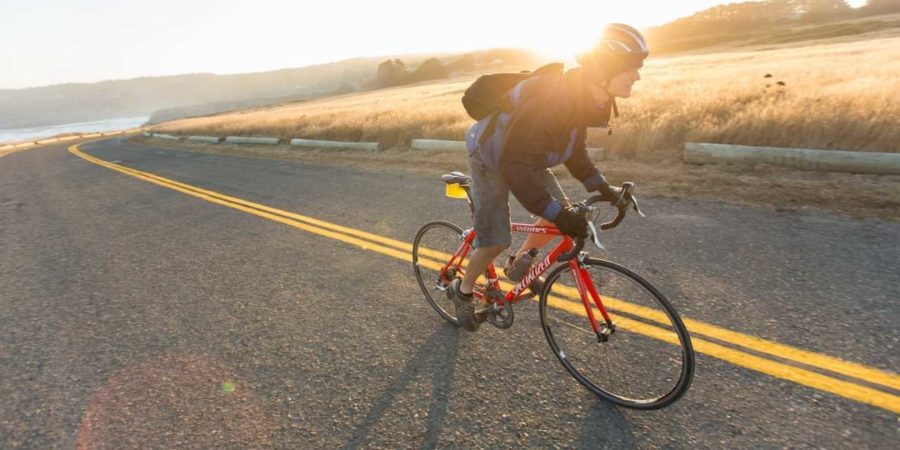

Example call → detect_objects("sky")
0 0 868 90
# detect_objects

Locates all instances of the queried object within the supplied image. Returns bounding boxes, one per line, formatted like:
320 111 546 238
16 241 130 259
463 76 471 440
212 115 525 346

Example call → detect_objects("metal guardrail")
187 135 221 144
139 133 898 176
152 133 181 141
290 138 380 151
684 143 900 175
224 136 279 145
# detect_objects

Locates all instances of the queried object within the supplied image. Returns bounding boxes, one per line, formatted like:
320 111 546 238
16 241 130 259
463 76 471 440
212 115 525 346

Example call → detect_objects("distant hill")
144 86 356 126
645 0 900 54
0 49 538 130
0 57 383 130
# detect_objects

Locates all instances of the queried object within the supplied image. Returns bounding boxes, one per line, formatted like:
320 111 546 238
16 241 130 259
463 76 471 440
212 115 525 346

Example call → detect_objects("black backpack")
461 63 564 121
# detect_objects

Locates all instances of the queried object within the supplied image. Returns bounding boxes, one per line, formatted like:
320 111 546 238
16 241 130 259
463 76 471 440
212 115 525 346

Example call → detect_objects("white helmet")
579 23 649 84
595 23 649 56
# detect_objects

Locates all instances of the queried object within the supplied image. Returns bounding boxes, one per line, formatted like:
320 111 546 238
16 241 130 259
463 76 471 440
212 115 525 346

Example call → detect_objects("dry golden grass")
156 34 900 160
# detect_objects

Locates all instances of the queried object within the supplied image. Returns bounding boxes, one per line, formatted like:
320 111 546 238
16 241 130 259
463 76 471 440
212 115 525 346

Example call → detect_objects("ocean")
0 116 148 144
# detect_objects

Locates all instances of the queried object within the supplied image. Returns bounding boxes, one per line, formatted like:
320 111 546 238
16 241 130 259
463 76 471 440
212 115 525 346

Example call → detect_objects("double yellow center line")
69 143 900 414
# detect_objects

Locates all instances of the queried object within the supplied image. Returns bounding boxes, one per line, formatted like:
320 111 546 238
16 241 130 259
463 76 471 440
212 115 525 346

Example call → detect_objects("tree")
447 54 475 73
409 58 447 82
859 0 900 16
375 59 407 88
792 0 852 22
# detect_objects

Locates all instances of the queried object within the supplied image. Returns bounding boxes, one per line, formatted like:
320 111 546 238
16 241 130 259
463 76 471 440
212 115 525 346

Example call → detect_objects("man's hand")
596 183 625 206
554 208 588 238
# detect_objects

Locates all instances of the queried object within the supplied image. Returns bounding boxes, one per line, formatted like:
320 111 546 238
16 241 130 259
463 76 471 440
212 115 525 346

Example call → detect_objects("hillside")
0 61 368 129
0 50 538 131
645 1 900 53
152 33 900 158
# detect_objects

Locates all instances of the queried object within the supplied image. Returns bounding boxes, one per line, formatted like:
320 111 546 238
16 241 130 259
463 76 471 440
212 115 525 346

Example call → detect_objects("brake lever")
631 195 646 218
586 221 606 251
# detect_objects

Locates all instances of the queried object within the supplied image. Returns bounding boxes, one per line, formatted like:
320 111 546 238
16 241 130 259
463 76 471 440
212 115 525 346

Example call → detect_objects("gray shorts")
468 155 568 248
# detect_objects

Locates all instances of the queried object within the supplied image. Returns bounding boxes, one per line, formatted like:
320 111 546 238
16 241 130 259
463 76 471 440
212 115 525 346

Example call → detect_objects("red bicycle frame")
442 223 614 334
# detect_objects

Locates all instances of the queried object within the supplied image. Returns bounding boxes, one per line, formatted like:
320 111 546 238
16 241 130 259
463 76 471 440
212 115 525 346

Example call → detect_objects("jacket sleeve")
497 85 571 221
563 133 606 192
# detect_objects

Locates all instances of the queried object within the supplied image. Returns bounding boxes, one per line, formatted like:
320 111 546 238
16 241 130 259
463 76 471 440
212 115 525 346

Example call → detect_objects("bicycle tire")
413 221 466 326
539 258 694 409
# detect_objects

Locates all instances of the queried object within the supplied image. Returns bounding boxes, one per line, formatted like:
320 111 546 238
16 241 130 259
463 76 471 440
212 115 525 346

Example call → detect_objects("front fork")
569 257 615 342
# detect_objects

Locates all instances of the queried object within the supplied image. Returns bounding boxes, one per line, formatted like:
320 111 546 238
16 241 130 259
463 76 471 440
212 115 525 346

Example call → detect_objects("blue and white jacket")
466 68 611 221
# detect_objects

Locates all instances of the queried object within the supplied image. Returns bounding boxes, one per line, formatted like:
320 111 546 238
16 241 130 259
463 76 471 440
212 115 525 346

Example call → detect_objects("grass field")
148 32 900 220
155 34 900 161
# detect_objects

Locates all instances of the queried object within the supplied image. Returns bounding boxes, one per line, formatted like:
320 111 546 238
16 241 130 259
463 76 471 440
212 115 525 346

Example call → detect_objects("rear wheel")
413 221 468 325
539 258 694 409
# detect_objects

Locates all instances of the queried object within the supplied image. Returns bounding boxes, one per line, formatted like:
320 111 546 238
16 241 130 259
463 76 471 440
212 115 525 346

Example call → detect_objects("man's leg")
512 218 557 259
463 154 513 293
460 244 507 295
451 155 512 331
509 169 569 260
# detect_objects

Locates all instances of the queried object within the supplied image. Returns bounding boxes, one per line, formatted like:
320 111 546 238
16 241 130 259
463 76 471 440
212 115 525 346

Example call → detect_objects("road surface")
1 138 897 448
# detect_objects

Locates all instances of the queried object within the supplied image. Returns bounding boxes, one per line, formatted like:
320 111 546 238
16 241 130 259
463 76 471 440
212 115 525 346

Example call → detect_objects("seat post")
462 185 474 216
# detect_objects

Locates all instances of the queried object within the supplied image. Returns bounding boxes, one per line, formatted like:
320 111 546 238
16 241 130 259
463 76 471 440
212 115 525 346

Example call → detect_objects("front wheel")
539 258 694 409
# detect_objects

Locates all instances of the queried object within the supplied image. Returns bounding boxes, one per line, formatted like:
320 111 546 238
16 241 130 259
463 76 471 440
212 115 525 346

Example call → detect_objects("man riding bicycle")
451 23 650 331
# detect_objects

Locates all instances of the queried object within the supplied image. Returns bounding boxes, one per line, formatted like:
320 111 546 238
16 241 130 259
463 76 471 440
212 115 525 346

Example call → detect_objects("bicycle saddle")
441 171 471 185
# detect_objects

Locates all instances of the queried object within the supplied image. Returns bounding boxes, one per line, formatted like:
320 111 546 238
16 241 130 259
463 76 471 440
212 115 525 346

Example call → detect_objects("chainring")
483 289 514 329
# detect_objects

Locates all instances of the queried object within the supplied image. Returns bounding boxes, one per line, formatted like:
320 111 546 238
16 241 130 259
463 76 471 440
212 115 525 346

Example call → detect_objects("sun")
517 2 726 61
529 28 602 62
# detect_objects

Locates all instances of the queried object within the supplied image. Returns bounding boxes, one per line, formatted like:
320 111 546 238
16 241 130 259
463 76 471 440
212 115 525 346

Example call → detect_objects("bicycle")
412 171 695 409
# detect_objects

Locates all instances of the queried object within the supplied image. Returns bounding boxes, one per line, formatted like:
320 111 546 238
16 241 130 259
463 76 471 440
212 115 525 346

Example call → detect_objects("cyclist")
451 23 649 331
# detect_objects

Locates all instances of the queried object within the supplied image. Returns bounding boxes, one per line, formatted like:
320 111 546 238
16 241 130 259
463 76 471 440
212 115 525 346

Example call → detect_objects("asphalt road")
1 138 898 449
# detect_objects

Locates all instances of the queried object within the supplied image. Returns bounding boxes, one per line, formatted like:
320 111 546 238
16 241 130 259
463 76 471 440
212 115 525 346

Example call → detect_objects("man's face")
607 68 641 98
